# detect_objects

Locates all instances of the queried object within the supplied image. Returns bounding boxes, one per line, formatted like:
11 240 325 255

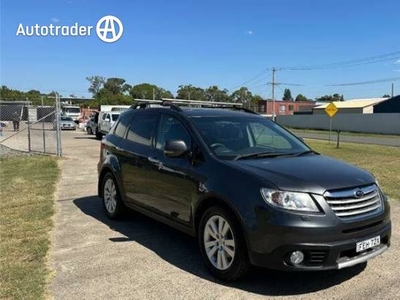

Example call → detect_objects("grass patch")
0 156 59 300
306 139 400 200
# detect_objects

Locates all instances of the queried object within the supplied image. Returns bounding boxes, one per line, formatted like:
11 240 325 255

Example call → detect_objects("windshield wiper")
234 150 319 161
292 150 319 156
233 152 289 161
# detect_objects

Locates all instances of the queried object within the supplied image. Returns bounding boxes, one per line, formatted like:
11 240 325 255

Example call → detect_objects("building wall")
257 101 315 115
275 113 400 135
374 95 400 113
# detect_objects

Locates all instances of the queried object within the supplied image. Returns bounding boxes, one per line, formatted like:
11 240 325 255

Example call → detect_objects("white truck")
97 111 121 139
62 105 81 122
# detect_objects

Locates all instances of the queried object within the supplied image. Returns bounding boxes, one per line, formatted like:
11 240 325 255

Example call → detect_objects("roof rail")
131 98 257 114
161 98 243 107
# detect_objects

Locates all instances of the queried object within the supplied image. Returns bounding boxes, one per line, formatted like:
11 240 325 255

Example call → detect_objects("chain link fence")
0 98 62 158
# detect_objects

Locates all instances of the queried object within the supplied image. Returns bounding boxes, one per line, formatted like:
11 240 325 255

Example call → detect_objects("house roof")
314 98 388 109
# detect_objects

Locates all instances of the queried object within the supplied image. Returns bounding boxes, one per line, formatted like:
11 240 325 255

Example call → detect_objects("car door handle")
148 157 160 164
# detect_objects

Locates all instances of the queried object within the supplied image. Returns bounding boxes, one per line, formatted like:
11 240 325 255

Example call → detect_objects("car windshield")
63 107 80 114
61 117 73 121
190 116 310 160
111 114 120 121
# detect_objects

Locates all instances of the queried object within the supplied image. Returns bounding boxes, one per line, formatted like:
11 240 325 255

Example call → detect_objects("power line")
329 76 400 86
246 74 272 88
228 68 271 91
280 51 400 71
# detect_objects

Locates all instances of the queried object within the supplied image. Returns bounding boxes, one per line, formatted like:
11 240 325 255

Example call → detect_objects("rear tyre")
96 128 102 140
198 206 250 281
101 173 124 219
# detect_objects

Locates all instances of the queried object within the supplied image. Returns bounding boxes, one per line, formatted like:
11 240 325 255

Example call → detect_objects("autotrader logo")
96 15 123 43
15 15 124 43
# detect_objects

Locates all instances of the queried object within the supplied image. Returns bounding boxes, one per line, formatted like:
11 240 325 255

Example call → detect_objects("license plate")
356 236 380 252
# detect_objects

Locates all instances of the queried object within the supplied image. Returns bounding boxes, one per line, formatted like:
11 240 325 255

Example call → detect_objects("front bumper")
248 219 391 271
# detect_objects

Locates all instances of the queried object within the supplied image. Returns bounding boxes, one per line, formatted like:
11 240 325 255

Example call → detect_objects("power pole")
391 83 394 98
153 88 155 100
272 68 276 121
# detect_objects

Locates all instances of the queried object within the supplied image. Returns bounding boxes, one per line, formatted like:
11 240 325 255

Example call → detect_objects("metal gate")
0 94 63 157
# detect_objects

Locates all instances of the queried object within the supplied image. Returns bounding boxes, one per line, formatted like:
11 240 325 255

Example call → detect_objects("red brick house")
257 99 316 116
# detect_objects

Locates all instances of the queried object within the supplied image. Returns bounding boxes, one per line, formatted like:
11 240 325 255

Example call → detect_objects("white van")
97 111 121 138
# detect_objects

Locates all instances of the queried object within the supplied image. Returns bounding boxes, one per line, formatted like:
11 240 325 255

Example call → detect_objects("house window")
279 105 286 112
289 105 294 111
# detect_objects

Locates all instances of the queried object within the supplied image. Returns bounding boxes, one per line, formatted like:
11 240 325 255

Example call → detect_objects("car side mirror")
105 117 110 122
164 140 188 158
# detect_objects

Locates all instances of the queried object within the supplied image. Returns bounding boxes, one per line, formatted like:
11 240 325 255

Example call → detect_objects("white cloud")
51 17 59 23
246 30 254 35
395 59 400 65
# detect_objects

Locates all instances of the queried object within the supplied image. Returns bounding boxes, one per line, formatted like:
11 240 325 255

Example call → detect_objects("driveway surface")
51 130 400 300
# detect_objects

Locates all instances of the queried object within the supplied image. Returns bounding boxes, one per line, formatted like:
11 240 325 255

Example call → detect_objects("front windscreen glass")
190 116 310 160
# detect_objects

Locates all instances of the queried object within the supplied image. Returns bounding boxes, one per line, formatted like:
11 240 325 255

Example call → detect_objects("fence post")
56 93 62 157
26 100 31 152
41 96 46 153
336 130 341 149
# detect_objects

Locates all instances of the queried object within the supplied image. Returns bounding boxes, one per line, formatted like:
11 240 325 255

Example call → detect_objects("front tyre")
101 173 124 219
198 206 249 281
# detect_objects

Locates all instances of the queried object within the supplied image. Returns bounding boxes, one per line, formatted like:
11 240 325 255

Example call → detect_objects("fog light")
290 251 304 265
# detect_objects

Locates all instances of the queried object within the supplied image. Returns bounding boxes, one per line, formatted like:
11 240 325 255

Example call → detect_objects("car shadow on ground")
73 195 366 296
73 136 99 140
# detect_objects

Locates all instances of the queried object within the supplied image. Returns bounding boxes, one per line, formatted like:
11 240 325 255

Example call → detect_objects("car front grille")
324 184 382 219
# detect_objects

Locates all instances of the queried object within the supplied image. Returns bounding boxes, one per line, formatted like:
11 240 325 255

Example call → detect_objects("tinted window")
156 115 191 150
191 116 309 160
127 114 158 146
114 115 130 138
112 114 119 121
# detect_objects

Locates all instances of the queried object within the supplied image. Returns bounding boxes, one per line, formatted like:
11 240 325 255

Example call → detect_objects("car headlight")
260 188 319 212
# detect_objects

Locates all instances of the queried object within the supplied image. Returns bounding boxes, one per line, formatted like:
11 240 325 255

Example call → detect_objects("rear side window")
127 114 158 146
113 114 131 138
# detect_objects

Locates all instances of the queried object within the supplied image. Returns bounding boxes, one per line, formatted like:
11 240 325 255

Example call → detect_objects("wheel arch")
194 196 250 250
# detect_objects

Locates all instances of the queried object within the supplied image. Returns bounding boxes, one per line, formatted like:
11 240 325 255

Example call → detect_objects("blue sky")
1 0 400 100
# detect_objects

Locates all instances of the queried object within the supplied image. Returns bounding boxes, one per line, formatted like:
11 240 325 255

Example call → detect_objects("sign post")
325 102 338 143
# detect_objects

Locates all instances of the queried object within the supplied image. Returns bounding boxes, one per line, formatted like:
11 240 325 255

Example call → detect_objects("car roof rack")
130 98 258 114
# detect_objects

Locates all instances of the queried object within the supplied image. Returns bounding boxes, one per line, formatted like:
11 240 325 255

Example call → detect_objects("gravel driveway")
51 130 400 300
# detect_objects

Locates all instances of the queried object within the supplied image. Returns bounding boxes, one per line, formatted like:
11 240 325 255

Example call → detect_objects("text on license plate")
356 236 380 253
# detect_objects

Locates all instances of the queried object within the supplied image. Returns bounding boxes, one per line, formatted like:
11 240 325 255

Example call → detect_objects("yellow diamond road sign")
325 102 338 118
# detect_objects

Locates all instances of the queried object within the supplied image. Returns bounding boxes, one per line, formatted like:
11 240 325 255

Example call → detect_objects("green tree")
86 76 106 96
316 94 344 102
205 85 229 102
295 94 308 101
130 83 173 100
382 94 390 98
103 78 131 95
176 84 205 101
282 88 293 101
230 87 253 104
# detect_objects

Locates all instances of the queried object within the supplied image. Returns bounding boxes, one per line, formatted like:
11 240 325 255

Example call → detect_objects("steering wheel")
210 143 225 149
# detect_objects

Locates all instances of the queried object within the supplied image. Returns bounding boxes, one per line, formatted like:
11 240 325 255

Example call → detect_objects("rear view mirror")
164 140 188 158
